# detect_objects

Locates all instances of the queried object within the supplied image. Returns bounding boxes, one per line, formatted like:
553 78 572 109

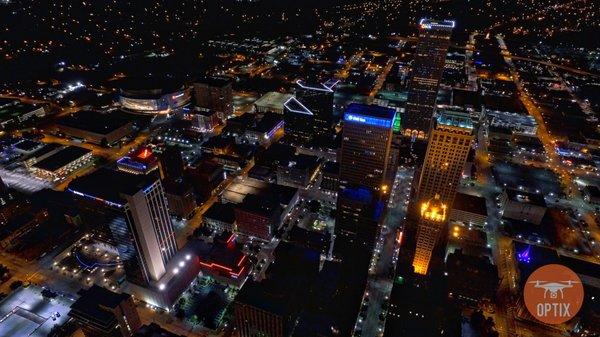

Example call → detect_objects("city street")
355 167 414 337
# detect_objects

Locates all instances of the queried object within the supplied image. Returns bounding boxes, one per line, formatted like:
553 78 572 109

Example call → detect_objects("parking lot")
0 286 73 337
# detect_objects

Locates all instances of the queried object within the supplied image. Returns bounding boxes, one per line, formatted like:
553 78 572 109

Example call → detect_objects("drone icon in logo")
528 280 579 299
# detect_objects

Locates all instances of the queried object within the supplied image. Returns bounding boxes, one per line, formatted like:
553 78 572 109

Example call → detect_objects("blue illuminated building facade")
339 103 396 191
68 168 178 287
335 104 394 261
334 186 385 258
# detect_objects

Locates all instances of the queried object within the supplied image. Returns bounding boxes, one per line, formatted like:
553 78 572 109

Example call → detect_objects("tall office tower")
339 103 396 191
69 285 142 337
283 96 315 144
295 79 337 134
158 145 185 180
69 169 178 286
193 76 233 121
403 19 455 138
283 79 338 145
334 186 385 258
412 110 473 275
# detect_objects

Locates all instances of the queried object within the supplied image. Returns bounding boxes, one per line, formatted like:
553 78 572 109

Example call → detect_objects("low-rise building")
203 202 236 232
163 179 196 219
182 107 221 132
446 249 498 304
197 232 250 286
244 112 284 146
69 285 142 337
21 142 63 168
30 145 93 181
500 188 547 225
276 154 320 188
117 147 159 175
254 92 293 114
56 110 134 145
235 194 282 241
0 103 46 129
449 192 488 228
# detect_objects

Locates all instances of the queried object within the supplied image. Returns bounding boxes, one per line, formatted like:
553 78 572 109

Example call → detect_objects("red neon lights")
237 255 247 267
231 266 246 278
199 254 248 278
226 233 236 249
199 261 233 272
137 148 152 159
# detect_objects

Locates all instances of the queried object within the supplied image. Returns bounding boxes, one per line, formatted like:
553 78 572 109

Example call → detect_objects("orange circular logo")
524 264 584 324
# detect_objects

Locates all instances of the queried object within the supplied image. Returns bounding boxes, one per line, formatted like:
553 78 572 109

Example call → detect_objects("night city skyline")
0 1 599 337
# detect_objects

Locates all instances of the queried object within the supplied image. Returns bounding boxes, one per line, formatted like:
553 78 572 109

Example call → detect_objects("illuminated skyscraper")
404 19 455 138
283 79 338 145
412 110 473 275
339 103 396 191
295 79 337 135
69 169 178 286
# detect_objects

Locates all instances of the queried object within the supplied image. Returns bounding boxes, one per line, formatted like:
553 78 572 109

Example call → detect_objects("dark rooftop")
32 145 91 172
203 202 236 224
69 285 131 326
252 112 284 134
237 194 281 217
14 139 42 152
194 76 232 88
505 188 547 207
29 142 63 159
134 323 185 337
452 192 488 216
57 110 132 135
322 161 340 174
117 77 186 96
280 154 320 171
235 242 320 316
68 168 156 205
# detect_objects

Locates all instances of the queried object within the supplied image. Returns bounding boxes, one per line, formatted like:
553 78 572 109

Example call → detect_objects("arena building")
117 78 191 115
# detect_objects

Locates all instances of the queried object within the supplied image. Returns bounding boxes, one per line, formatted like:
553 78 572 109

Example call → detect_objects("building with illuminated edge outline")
283 79 338 144
117 147 159 175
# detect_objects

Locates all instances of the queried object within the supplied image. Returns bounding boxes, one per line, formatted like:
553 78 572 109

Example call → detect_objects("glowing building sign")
344 113 392 128
68 188 123 208
393 113 401 133
137 148 152 159
419 18 456 30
